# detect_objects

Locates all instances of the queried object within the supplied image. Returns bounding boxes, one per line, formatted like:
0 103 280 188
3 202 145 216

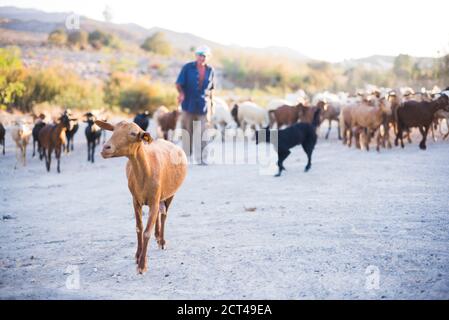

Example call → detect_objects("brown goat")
268 103 302 128
351 99 389 151
339 106 362 149
317 101 341 140
95 120 187 274
157 110 180 140
298 104 321 125
395 93 449 150
38 114 71 173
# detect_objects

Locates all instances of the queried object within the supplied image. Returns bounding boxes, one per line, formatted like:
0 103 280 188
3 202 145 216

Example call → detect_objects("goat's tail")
311 108 321 128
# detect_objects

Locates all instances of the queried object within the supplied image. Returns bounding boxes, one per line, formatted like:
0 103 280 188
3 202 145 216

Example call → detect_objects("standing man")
176 45 215 164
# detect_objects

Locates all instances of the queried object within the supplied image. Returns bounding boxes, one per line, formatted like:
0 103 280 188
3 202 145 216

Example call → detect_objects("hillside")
0 6 308 61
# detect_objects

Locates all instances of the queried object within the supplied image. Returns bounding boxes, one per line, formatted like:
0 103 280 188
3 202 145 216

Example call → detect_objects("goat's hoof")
137 261 148 274
137 265 147 275
274 173 281 177
304 167 311 172
419 144 426 150
157 239 166 250
135 252 141 264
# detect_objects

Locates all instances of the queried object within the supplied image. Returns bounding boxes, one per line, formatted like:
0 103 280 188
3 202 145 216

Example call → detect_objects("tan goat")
11 122 32 169
95 120 187 274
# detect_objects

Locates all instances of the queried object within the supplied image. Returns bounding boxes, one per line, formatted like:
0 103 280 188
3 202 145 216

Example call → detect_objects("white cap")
195 45 212 57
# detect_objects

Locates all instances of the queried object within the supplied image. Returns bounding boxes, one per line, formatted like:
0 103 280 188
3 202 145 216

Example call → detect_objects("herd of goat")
1 85 449 173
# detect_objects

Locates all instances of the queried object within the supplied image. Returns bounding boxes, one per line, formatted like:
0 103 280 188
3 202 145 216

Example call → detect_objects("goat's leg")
275 149 290 177
384 124 392 149
138 197 160 274
155 201 167 249
133 199 143 264
431 122 437 142
14 145 20 169
406 130 412 144
302 142 314 172
158 196 173 250
32 139 36 157
376 130 382 152
91 142 96 163
396 124 405 148
419 126 429 150
22 144 27 166
365 128 370 151
347 128 353 148
87 141 91 162
46 148 52 172
325 119 331 139
337 119 342 140
55 147 61 173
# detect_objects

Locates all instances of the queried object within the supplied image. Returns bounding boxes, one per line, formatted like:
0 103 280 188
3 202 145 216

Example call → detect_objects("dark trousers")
181 111 207 163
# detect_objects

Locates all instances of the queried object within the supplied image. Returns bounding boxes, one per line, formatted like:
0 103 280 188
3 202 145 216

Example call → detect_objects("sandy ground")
0 121 448 300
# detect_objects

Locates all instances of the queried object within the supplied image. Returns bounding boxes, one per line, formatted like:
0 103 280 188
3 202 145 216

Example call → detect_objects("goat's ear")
139 132 153 143
95 120 114 131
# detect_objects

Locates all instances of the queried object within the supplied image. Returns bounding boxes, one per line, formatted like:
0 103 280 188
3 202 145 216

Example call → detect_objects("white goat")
232 101 269 133
11 121 32 169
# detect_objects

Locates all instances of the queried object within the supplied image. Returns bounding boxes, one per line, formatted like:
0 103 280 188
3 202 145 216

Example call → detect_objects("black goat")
32 121 46 159
0 122 5 155
84 113 102 163
65 119 79 154
133 111 150 131
256 108 321 176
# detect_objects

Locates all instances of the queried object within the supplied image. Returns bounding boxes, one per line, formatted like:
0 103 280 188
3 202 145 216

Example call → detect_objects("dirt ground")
1 121 448 299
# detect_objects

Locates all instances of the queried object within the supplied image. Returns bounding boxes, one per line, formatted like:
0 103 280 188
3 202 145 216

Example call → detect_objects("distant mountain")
0 6 69 23
340 54 437 70
0 6 309 61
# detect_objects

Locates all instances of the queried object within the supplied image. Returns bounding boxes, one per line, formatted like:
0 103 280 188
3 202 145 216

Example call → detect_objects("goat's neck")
429 100 446 114
128 143 151 182
54 122 67 138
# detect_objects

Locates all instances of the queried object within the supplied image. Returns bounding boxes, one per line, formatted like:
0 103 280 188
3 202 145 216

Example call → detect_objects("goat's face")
433 93 449 111
59 114 71 130
436 93 449 111
95 121 152 158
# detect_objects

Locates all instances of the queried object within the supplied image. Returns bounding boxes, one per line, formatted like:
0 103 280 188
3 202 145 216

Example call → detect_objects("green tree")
393 54 413 79
141 32 173 56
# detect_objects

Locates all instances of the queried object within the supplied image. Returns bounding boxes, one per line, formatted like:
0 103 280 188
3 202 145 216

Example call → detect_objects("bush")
88 30 121 50
0 47 26 110
141 32 173 56
48 29 67 46
67 30 89 49
117 77 177 113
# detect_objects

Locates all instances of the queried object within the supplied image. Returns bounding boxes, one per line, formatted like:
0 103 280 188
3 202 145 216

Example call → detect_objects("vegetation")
141 32 173 56
47 29 68 46
67 30 89 49
105 72 177 113
47 29 121 50
1 35 447 115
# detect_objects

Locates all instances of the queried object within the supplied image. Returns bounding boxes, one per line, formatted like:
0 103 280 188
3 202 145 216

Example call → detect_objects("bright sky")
1 0 449 62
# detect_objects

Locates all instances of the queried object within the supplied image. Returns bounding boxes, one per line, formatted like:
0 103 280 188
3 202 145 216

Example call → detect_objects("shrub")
141 32 173 56
67 30 89 49
48 29 67 46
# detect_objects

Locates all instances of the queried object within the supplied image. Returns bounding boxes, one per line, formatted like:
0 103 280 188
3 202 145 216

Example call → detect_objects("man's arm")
176 84 185 104
176 64 187 105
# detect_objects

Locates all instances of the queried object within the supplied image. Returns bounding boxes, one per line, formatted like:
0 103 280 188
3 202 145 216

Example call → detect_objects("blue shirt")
176 61 215 115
